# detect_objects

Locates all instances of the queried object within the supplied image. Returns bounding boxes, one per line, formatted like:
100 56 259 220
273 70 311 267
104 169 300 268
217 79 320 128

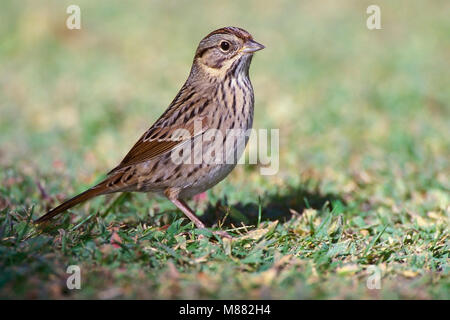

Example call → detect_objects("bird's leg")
170 198 206 229
165 189 231 239
175 199 232 239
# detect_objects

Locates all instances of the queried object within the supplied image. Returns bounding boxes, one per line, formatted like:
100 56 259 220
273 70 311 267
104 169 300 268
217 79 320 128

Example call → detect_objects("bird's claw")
212 230 232 239
196 229 232 240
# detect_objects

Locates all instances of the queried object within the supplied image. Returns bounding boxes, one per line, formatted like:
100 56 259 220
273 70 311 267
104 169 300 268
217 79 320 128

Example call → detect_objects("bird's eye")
220 41 231 52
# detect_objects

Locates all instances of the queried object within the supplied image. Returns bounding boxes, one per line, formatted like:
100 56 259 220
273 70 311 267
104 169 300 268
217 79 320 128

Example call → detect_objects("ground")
0 0 448 299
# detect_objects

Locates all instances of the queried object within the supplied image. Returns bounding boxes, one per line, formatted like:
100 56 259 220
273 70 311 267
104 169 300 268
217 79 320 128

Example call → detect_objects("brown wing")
108 116 208 174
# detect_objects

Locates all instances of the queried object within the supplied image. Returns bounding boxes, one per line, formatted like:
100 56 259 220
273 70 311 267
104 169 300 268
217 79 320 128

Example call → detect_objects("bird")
35 26 265 238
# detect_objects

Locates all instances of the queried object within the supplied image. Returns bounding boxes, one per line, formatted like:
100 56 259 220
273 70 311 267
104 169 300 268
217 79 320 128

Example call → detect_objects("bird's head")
193 27 265 79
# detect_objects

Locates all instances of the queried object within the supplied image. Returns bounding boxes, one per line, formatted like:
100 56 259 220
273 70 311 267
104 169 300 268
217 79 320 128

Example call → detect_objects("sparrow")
35 27 265 238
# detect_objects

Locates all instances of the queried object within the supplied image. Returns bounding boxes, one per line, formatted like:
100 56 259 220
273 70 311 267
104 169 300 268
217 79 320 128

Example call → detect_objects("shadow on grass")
199 185 345 228
31 184 345 232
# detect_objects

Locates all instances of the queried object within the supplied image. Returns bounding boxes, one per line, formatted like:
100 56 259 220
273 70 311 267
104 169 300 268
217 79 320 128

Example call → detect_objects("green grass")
0 0 449 299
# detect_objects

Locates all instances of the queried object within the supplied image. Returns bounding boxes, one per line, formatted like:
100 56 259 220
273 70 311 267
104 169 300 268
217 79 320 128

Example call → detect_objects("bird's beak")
242 39 265 53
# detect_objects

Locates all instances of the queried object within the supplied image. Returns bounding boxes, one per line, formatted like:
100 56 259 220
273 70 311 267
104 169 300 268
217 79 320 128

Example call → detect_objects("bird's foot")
212 229 232 239
196 228 232 240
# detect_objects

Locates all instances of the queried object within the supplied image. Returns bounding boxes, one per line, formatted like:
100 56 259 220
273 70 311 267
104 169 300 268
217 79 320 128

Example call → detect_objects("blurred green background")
1 0 448 180
0 0 448 299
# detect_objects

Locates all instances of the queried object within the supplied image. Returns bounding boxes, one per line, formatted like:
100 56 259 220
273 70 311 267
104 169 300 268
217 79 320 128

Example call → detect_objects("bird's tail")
34 181 109 224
